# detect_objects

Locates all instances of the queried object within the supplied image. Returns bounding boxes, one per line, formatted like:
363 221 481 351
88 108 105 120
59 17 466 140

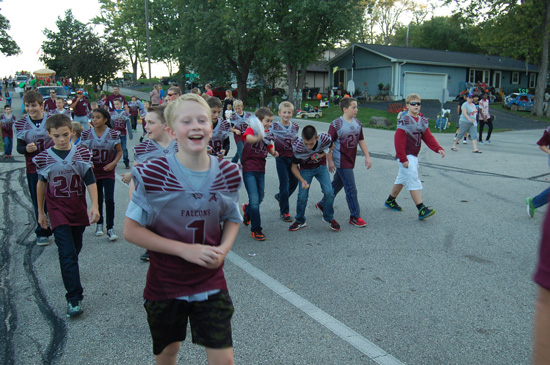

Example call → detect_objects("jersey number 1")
187 219 205 244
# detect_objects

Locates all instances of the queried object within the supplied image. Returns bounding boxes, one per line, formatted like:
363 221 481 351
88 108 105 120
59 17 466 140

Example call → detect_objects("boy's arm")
421 128 445 158
105 143 123 171
540 145 550 155
36 180 49 229
86 183 100 224
214 220 240 267
245 133 262 144
358 139 372 169
291 163 309 189
268 144 278 157
123 217 225 268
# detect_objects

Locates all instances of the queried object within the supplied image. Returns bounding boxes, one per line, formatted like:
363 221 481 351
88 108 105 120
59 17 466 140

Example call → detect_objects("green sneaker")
67 300 83 318
384 199 403 211
526 197 535 218
418 206 435 220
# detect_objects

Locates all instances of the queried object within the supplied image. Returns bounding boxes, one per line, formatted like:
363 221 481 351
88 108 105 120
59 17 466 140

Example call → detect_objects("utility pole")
145 0 152 87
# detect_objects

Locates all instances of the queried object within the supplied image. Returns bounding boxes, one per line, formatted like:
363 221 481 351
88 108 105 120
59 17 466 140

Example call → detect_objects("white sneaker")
107 229 118 241
95 224 104 236
462 140 467 144
36 236 50 246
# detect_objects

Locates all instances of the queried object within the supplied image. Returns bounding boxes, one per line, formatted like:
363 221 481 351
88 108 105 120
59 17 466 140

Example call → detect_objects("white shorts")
394 155 422 191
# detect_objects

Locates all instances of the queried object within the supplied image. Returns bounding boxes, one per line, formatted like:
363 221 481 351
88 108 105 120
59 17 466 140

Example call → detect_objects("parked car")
211 87 238 99
503 93 534 112
37 86 68 101
296 106 322 119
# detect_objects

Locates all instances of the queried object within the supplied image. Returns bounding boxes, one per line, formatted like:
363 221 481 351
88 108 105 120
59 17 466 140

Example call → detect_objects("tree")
94 0 147 80
0 12 20 56
41 10 126 89
446 0 550 116
264 0 365 105
372 0 413 45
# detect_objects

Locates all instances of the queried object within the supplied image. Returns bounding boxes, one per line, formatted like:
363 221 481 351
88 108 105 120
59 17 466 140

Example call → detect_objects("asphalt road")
1 88 548 364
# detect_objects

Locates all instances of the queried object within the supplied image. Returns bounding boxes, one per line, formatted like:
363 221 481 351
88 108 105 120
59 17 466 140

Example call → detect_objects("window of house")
511 72 519 84
469 69 490 84
493 71 501 89
529 73 537 88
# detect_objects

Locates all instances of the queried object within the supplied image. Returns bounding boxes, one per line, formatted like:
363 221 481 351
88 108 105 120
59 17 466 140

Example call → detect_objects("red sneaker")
349 216 367 228
325 219 341 231
251 230 266 241
280 213 293 222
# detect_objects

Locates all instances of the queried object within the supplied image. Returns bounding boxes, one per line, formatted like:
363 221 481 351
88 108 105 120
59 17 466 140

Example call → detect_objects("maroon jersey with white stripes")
328 117 364 169
14 115 54 173
33 145 92 229
0 113 16 138
131 154 242 300
230 111 251 143
80 128 121 179
270 121 299 158
209 118 231 155
396 114 429 157
110 110 131 136
48 109 71 117
292 133 332 170
241 127 275 173
133 139 178 164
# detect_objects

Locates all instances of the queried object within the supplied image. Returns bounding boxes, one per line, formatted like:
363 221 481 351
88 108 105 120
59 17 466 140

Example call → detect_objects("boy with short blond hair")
33 114 99 317
49 96 70 116
384 93 445 220
289 125 340 232
71 122 84 145
14 90 54 245
241 107 279 240
317 97 372 228
272 101 299 222
230 99 251 163
207 97 231 158
124 93 241 364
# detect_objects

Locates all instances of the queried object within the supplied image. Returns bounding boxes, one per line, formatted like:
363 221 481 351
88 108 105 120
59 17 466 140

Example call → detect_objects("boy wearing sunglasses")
384 93 445 220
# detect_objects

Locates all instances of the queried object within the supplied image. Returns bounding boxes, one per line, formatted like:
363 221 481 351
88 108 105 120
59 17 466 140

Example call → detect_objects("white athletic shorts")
394 155 422 191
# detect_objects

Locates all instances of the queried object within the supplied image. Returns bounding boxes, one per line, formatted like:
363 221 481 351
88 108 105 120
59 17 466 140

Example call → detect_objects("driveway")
360 100 549 131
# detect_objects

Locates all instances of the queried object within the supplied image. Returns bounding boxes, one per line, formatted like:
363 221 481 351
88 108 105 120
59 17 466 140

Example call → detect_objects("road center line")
227 251 405 365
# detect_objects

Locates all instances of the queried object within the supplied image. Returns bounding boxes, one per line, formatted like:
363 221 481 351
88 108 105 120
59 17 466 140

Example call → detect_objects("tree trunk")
236 71 248 105
534 0 550 116
286 64 297 106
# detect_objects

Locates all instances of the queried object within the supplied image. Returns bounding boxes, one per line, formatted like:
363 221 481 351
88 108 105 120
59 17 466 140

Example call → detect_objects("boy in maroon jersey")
123 93 241 364
110 98 132 168
384 94 445 220
1 105 16 158
34 114 99 317
241 107 279 240
14 90 54 245
206 97 231 158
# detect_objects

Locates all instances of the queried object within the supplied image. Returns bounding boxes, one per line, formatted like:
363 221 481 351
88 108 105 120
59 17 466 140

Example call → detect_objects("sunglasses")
409 102 421 106
167 93 175 97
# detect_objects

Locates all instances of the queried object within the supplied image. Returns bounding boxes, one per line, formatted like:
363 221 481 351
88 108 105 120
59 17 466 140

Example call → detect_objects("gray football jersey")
133 139 178 164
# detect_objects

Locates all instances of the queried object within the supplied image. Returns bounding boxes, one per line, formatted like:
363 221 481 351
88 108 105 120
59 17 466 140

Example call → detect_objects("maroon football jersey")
271 121 299 158
209 118 231 155
133 139 178 164
14 115 54 174
241 127 275 173
292 133 332 170
230 111 251 144
131 154 242 300
80 128 121 179
328 117 364 169
33 145 92 229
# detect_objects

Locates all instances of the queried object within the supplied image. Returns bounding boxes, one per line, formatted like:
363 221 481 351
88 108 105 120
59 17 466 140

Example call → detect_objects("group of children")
6 87 447 364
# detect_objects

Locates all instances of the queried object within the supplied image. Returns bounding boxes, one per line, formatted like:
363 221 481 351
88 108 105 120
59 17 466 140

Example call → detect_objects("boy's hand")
121 172 132 184
181 244 225 268
438 149 446 158
301 181 310 189
104 162 116 171
328 160 336 173
26 142 37 153
272 151 279 158
365 157 372 169
234 130 241 135
402 161 409 168
89 207 100 224
38 212 49 229
206 145 212 153
217 149 226 158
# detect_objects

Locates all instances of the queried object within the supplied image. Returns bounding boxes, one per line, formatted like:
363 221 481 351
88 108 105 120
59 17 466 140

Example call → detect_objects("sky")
0 0 169 78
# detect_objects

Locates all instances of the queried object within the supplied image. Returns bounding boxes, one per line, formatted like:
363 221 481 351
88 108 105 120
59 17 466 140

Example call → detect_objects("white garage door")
403 73 447 101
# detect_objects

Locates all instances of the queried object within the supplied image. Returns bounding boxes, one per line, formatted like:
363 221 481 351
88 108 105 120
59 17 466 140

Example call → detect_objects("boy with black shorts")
123 93 241 364
384 93 445 220
34 114 99 317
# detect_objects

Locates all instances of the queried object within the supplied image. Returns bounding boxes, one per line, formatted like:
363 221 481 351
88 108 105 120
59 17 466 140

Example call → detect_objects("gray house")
326 44 540 101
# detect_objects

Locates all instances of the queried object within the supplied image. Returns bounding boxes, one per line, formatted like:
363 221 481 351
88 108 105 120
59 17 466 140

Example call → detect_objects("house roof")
329 44 539 72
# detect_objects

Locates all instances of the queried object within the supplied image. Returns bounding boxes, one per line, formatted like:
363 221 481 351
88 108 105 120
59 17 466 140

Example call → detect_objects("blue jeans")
295 166 334 224
533 187 550 209
96 178 115 229
243 171 265 232
27 172 52 238
231 141 244 163
120 135 129 166
275 156 298 215
3 136 12 155
332 168 361 218
53 225 85 302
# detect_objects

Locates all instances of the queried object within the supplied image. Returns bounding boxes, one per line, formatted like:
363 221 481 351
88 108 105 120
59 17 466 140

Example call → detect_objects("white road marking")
227 251 405 365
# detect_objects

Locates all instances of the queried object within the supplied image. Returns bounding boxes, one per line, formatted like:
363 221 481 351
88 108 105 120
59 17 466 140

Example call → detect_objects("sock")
387 195 395 202
416 203 424 210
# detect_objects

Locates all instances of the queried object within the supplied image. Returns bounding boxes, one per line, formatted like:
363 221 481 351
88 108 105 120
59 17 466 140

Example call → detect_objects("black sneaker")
418 206 435 220
324 219 341 231
384 199 403 211
288 221 307 231
140 251 150 261
274 193 280 202
67 300 83 318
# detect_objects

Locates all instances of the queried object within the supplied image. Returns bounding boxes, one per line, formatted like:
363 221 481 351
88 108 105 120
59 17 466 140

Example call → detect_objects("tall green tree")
0 12 20 56
94 0 147 80
447 0 550 116
264 0 365 105
41 10 126 89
